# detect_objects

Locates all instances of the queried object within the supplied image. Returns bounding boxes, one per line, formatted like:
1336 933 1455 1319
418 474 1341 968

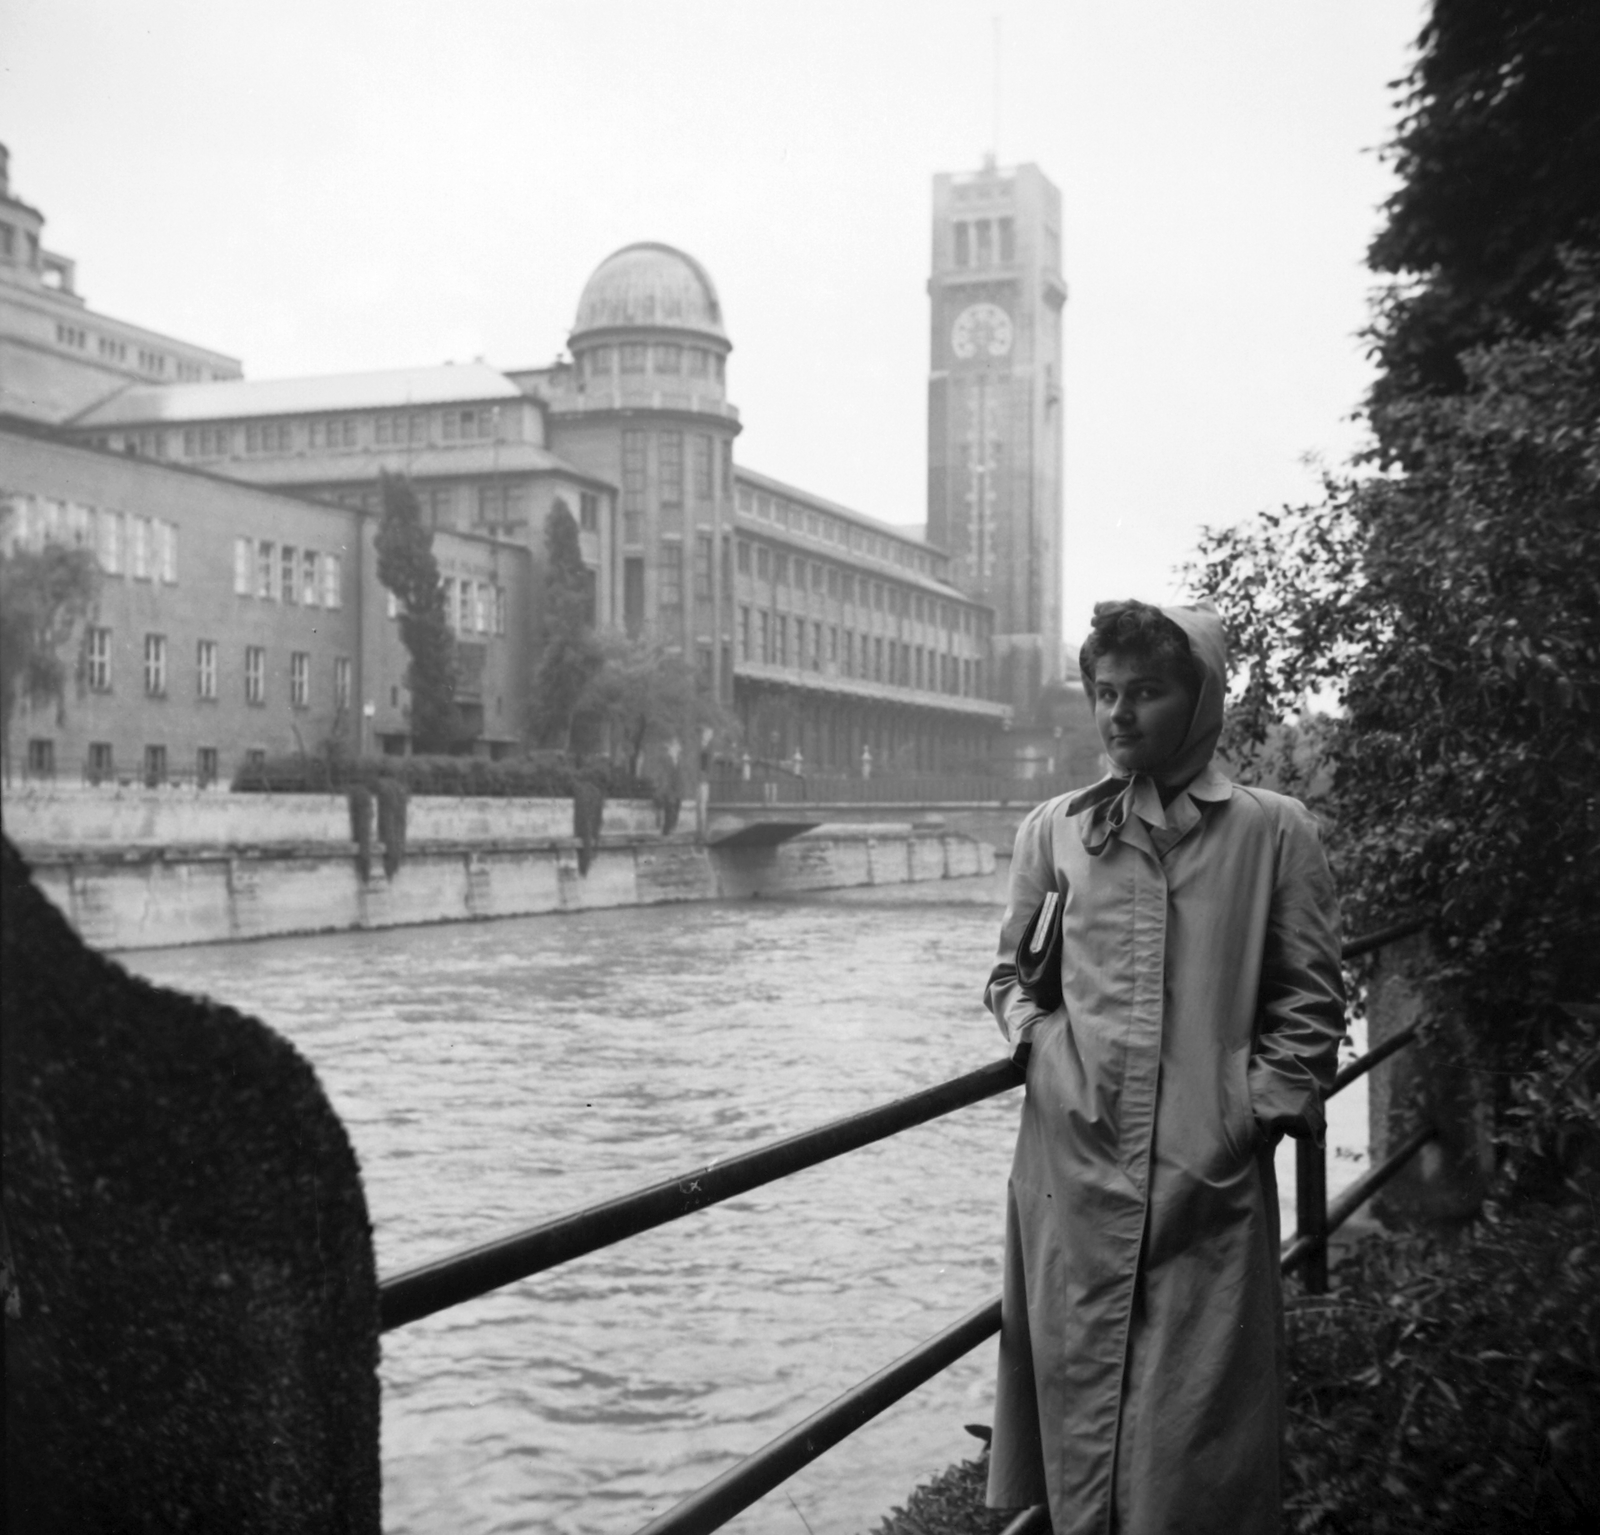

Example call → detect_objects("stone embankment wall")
1 786 994 952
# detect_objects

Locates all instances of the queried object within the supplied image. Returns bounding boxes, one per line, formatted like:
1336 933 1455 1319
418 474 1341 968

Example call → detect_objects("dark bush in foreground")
867 1454 1009 1535
1282 1205 1598 1534
230 754 654 801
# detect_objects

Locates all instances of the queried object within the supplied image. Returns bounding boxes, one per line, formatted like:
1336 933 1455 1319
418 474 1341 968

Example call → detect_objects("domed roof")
571 242 727 342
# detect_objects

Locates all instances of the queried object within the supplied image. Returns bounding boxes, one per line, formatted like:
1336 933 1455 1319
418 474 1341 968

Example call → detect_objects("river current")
122 872 1367 1535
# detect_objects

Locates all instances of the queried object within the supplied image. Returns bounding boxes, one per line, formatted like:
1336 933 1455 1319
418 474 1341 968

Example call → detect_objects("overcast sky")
3 0 1425 641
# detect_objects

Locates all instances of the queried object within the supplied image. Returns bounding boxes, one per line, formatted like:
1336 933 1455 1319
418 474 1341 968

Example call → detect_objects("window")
775 615 788 667
244 421 293 453
842 573 856 604
740 605 751 661
256 541 275 599
999 216 1015 262
475 581 490 634
26 738 54 780
229 535 249 595
874 637 885 681
737 540 750 575
129 516 151 579
301 549 320 606
759 610 771 663
623 557 645 638
457 579 472 633
955 222 970 267
579 492 599 532
686 347 708 378
620 344 647 374
774 553 789 587
622 430 647 518
428 487 454 527
281 545 298 604
334 657 352 711
196 639 218 699
587 347 613 380
494 586 507 635
694 534 713 602
87 742 114 783
660 542 684 613
143 744 167 787
693 435 713 502
653 343 681 374
975 219 993 266
659 432 683 507
245 646 265 705
197 747 219 787
812 561 825 591
322 553 342 608
290 651 310 708
156 520 178 583
87 627 112 691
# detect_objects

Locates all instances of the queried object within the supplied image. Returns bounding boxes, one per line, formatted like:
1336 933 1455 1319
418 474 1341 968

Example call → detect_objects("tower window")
954 223 970 267
653 343 681 374
999 217 1015 263
975 220 993 266
620 344 647 374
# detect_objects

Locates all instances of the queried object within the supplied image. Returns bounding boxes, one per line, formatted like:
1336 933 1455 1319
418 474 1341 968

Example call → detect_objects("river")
121 872 1368 1535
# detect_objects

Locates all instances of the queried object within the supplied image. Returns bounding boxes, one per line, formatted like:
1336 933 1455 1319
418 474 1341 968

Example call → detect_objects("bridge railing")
710 765 1082 808
377 918 1433 1535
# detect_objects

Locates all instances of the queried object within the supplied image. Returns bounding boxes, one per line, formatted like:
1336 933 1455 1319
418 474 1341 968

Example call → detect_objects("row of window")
165 405 509 461
2 495 179 583
735 482 941 578
620 429 729 518
734 539 980 636
737 608 984 696
25 739 256 789
383 577 508 636
231 537 345 607
46 314 192 377
84 628 352 711
583 344 725 384
953 216 1017 269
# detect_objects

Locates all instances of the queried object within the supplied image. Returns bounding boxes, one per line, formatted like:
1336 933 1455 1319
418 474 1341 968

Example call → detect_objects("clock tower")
927 159 1066 715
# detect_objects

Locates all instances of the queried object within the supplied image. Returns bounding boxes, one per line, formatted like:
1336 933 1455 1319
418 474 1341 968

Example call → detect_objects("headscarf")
1084 601 1230 845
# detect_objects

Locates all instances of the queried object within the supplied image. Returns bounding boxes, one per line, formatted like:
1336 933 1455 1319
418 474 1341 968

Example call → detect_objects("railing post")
1294 1134 1328 1294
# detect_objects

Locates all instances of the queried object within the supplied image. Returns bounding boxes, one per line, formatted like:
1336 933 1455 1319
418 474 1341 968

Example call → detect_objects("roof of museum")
68 362 523 427
571 243 727 342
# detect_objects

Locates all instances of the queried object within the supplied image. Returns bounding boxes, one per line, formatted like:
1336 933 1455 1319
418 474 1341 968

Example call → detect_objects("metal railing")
377 918 1433 1535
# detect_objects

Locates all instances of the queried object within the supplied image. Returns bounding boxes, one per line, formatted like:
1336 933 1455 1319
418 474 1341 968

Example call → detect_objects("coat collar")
1064 763 1233 854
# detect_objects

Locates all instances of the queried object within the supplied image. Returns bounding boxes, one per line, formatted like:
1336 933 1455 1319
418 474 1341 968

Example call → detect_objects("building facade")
926 159 1067 712
4 146 1067 784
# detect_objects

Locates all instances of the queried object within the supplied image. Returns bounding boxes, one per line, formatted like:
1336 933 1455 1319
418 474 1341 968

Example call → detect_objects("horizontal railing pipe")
633 1297 1003 1535
1339 915 1430 962
1280 1120 1435 1274
380 1057 1025 1332
1331 1021 1420 1096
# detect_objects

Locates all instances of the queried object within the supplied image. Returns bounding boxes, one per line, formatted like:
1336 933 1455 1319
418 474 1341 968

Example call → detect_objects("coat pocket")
1223 1044 1261 1163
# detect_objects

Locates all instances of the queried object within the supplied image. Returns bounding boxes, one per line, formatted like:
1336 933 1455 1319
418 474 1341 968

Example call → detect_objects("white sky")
2 0 1425 642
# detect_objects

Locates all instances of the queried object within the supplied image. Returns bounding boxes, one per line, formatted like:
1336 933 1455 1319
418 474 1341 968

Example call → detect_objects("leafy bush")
866 1453 1010 1535
231 753 653 800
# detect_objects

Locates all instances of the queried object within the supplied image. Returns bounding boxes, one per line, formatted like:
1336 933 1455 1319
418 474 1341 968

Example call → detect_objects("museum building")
4 145 1057 784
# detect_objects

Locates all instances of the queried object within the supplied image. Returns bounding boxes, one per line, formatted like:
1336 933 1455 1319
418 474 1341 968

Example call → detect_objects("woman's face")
1091 652 1197 777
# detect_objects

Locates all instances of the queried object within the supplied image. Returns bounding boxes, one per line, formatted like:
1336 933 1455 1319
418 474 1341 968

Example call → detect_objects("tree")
574 635 733 779
374 472 458 753
1195 249 1600 1078
0 513 99 772
528 501 603 751
1366 0 1600 454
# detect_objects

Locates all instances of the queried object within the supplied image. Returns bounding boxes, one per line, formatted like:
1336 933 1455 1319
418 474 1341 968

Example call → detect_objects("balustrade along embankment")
371 915 1435 1535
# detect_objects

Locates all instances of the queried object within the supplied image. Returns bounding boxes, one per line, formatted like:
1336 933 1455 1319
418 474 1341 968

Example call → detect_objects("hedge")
230 754 654 801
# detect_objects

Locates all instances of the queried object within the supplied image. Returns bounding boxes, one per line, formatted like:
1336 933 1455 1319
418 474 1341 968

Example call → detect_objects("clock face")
951 302 1014 360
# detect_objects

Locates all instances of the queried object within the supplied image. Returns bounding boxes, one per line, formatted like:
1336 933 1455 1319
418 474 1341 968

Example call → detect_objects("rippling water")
122 874 1366 1535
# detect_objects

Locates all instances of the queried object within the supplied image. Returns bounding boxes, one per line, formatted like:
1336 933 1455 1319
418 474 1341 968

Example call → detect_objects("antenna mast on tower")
991 14 1002 165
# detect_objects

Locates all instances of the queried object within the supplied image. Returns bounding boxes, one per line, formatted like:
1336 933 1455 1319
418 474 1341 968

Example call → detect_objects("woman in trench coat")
985 604 1345 1535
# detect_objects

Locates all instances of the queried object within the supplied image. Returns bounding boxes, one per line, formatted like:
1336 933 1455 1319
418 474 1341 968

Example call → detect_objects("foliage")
529 501 605 751
573 634 735 778
1366 0 1600 453
233 751 652 800
865 1453 1010 1535
1191 250 1600 1074
0 525 99 756
374 472 458 753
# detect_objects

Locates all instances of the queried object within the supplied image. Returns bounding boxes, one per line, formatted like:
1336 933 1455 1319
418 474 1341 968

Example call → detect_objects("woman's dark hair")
1078 600 1202 693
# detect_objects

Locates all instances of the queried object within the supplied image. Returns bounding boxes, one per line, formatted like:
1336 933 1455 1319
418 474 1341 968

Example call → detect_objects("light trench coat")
984 608 1345 1535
